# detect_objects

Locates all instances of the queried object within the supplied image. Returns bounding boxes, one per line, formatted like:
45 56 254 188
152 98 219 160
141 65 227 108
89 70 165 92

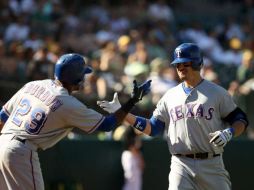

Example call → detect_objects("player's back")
1 79 87 149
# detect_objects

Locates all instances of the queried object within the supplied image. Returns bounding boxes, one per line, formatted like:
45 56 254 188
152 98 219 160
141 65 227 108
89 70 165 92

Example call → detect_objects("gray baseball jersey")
0 79 106 190
153 79 237 155
1 79 104 150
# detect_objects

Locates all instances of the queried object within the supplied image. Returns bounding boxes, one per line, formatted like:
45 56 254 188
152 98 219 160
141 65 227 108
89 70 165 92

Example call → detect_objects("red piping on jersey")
30 151 36 190
3 106 10 116
87 116 105 134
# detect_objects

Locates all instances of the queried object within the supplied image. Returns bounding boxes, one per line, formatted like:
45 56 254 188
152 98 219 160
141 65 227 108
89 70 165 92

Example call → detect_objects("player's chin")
178 74 186 81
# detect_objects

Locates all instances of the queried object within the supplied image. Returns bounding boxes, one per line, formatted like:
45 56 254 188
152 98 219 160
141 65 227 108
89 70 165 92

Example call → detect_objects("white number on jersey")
11 98 48 134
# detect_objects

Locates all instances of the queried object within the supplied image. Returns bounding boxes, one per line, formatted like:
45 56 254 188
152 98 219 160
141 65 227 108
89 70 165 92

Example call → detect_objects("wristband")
229 127 235 137
133 116 147 131
0 109 8 122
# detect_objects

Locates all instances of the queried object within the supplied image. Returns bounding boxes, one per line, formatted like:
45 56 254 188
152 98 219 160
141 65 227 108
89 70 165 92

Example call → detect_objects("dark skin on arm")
0 120 4 132
63 79 152 128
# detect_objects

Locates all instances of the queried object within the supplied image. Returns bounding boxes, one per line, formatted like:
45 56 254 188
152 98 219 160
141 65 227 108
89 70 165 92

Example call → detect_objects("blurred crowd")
0 0 254 139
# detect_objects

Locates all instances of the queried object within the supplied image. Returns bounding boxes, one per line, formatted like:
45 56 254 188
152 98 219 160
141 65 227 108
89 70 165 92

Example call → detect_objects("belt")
12 136 38 151
174 152 220 159
12 136 26 144
0 133 38 151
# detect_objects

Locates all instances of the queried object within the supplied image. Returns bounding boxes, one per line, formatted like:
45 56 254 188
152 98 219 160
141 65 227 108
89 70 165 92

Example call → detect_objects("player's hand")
97 92 121 113
209 128 234 147
130 80 152 103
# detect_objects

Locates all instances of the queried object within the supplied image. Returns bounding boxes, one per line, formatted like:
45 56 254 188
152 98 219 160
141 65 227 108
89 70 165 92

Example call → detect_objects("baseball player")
0 53 151 190
98 43 249 190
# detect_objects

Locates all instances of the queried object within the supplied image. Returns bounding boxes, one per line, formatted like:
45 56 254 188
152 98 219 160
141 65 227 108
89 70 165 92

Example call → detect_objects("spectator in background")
26 46 55 81
13 45 29 82
122 127 145 190
201 58 220 84
148 57 177 104
97 41 125 99
124 61 152 116
4 15 30 43
228 50 254 136
127 40 149 65
236 49 254 84
148 0 174 24
8 0 36 16
117 35 131 62
23 32 44 51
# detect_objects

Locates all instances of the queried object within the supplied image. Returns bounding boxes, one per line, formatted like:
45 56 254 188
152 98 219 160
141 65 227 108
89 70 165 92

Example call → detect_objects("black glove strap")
114 98 136 126
121 98 136 113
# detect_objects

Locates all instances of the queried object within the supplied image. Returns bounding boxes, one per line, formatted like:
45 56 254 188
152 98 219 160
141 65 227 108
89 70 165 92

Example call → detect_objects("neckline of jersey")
182 79 204 95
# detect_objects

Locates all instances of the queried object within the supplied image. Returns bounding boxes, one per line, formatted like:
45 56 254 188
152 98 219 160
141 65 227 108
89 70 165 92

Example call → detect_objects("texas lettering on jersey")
169 103 214 122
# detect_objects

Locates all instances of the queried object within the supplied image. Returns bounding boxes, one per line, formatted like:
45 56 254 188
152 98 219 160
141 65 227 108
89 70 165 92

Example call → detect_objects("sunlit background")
0 0 254 189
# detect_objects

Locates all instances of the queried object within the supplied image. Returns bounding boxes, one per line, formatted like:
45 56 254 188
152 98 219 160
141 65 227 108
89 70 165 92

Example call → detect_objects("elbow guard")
223 107 249 129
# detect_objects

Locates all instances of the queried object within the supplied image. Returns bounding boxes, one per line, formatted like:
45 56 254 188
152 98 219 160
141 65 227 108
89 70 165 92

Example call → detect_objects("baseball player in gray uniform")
98 43 249 190
0 53 151 190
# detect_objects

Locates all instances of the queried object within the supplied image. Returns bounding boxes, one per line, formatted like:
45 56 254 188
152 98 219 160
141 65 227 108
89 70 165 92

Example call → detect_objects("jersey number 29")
12 98 47 134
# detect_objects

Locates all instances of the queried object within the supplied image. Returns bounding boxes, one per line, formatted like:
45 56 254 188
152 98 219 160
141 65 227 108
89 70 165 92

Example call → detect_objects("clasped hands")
97 80 152 113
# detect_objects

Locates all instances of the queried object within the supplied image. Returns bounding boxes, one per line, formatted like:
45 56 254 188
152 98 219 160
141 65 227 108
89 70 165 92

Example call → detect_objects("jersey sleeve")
65 98 105 134
219 89 237 118
152 94 170 124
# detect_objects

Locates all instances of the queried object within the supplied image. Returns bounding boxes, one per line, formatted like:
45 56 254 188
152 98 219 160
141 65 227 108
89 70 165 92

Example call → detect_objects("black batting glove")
117 79 152 117
130 80 152 104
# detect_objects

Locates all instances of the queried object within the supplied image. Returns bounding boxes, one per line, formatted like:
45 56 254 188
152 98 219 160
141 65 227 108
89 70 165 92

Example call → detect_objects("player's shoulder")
24 79 51 86
163 83 182 96
61 95 89 112
21 79 48 91
157 83 182 104
201 79 228 94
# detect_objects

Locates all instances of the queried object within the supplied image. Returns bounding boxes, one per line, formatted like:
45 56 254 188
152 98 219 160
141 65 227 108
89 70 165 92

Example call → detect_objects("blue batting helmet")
54 53 92 85
171 43 203 70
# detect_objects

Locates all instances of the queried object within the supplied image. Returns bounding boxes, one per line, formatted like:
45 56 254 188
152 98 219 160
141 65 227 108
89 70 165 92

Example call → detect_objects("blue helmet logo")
175 49 182 58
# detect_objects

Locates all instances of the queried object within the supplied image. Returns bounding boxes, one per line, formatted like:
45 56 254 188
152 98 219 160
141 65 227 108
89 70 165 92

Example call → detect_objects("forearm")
210 120 247 147
97 79 152 130
114 98 136 125
231 120 246 137
0 120 4 132
125 113 151 136
223 107 248 137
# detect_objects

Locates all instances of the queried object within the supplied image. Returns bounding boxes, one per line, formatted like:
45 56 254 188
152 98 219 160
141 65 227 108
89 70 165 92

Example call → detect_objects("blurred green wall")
39 139 254 190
